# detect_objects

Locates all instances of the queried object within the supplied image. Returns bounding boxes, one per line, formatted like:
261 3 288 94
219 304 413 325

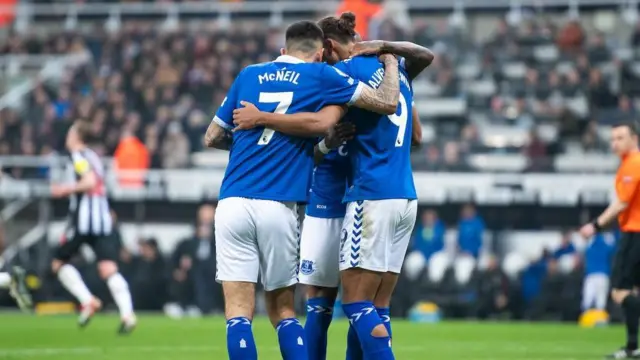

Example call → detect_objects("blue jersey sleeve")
320 63 364 106
213 70 244 131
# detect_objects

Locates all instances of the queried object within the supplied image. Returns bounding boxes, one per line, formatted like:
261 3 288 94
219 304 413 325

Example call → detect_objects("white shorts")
298 215 343 288
339 199 417 273
215 197 302 291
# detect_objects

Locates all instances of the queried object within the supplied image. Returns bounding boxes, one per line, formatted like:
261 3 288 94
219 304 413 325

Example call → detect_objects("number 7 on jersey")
257 92 293 145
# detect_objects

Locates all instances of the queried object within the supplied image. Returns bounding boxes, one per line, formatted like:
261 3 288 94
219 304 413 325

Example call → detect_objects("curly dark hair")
317 12 357 44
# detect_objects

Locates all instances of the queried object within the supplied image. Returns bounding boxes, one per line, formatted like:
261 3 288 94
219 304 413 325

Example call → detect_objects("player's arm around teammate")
230 53 401 138
350 40 434 81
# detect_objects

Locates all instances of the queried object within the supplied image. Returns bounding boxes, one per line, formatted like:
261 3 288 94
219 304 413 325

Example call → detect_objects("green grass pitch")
0 314 626 359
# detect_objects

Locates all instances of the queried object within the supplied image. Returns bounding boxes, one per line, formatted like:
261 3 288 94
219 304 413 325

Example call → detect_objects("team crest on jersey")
300 260 315 275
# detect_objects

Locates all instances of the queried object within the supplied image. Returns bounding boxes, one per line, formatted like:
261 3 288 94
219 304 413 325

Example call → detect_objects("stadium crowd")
1 8 640 176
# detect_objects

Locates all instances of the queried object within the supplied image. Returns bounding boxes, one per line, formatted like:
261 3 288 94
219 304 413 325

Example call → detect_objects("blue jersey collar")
274 55 306 64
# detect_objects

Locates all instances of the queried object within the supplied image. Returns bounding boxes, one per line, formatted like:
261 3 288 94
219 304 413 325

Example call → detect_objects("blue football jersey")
335 56 417 202
306 143 350 218
214 55 365 202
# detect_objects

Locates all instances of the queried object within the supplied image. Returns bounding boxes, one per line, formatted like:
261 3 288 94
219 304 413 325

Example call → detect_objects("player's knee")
51 259 64 274
97 261 118 280
370 323 389 338
306 285 337 301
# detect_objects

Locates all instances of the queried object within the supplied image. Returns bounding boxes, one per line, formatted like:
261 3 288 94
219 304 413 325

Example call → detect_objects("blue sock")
305 297 334 360
277 318 308 360
342 302 394 360
376 307 392 340
226 317 257 360
346 323 364 360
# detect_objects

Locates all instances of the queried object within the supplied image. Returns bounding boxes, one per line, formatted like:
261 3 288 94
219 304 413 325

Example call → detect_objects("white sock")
0 272 10 288
58 264 93 305
106 273 134 320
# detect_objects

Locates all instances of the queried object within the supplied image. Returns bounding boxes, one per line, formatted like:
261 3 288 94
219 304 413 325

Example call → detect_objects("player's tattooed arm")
204 121 232 150
352 54 400 115
351 41 435 80
233 102 346 137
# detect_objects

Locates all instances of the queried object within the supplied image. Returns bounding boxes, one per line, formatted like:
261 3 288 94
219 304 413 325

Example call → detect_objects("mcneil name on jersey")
258 69 301 85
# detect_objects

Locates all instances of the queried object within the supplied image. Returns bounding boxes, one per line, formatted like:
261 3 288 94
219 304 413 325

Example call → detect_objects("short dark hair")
614 121 639 136
317 12 357 44
285 20 324 53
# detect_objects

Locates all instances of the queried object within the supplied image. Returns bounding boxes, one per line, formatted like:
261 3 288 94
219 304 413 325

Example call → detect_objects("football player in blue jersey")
204 20 401 360
231 14 433 360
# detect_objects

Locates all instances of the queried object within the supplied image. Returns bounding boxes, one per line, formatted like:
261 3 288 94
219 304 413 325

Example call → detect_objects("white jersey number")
257 92 293 145
388 93 408 147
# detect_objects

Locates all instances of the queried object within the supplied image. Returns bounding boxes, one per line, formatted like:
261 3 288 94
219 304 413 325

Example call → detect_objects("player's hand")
232 101 261 132
579 223 596 239
50 184 72 198
378 53 398 65
325 122 356 149
350 40 385 58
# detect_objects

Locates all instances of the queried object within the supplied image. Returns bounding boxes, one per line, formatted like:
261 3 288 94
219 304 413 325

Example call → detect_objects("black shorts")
54 232 118 262
611 232 640 290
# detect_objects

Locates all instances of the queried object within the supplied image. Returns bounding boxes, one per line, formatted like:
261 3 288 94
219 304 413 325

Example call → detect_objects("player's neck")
622 148 639 159
68 144 86 153
282 51 314 63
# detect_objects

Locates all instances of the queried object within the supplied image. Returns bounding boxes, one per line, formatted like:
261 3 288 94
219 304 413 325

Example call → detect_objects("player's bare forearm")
411 106 422 150
204 122 232 150
597 199 628 227
380 41 434 80
75 172 97 193
354 56 400 115
258 106 345 137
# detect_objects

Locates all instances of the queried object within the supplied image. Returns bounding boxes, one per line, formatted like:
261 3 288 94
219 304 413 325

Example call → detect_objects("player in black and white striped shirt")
50 120 136 333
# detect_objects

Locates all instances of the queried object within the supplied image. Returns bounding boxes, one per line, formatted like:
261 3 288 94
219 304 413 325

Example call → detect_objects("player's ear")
280 47 286 56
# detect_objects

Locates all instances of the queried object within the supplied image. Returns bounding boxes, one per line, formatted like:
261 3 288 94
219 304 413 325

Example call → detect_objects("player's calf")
373 272 399 340
98 260 136 332
342 301 394 360
265 285 308 360
305 286 338 360
223 281 258 360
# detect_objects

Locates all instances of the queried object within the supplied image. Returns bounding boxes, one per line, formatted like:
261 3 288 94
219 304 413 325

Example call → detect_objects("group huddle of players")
205 12 433 360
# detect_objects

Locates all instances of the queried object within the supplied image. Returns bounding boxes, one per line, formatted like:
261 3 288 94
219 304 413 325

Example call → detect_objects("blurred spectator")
476 255 510 319
166 204 220 317
588 69 617 110
587 32 611 64
113 128 149 188
442 142 469 172
556 20 584 52
161 122 190 169
411 209 445 262
520 251 549 306
452 204 485 285
553 230 579 274
582 232 616 310
404 209 446 281
456 204 484 259
131 238 168 311
581 120 608 152
523 127 548 172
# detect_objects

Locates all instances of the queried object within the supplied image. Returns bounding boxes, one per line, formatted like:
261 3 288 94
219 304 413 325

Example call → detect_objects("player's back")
215 55 363 203
335 55 417 202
